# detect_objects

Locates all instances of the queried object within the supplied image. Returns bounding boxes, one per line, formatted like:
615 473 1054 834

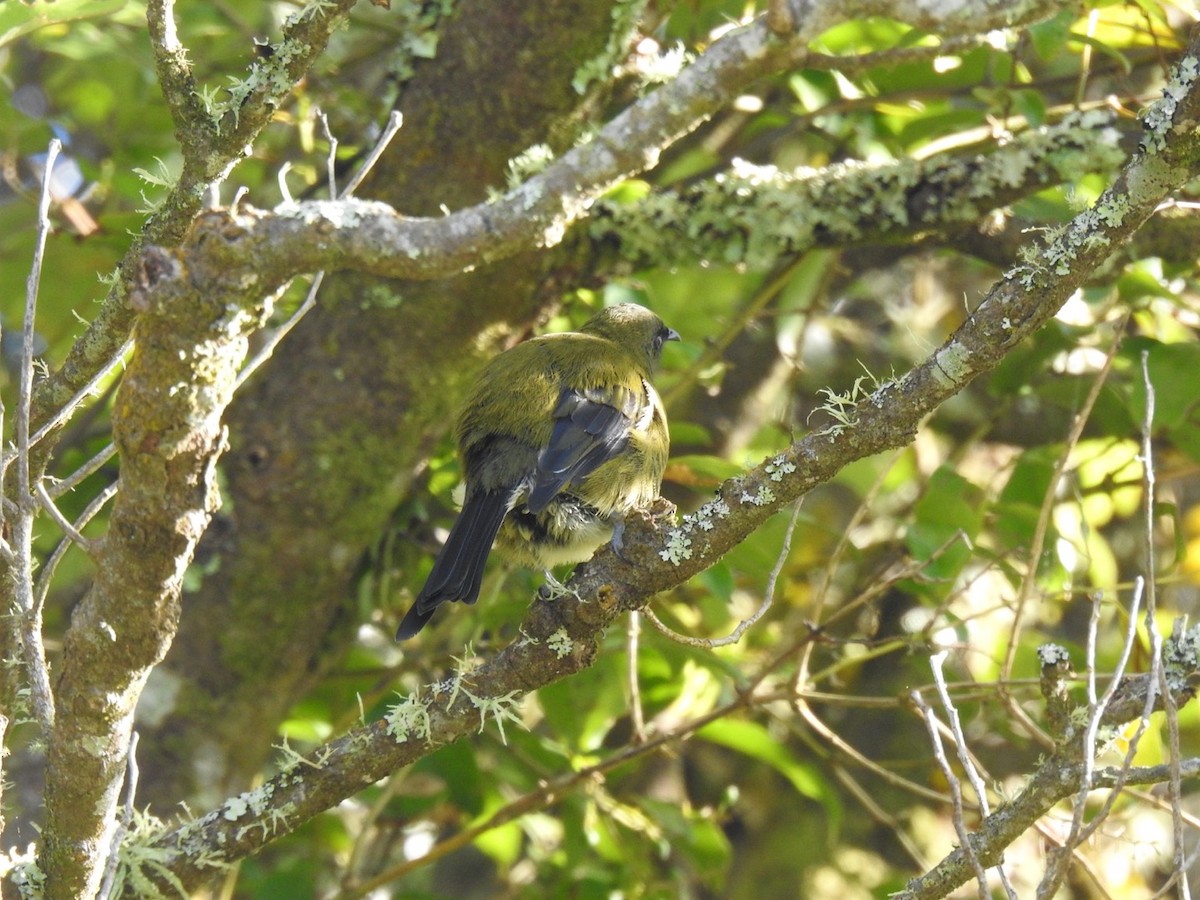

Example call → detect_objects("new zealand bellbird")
397 303 678 640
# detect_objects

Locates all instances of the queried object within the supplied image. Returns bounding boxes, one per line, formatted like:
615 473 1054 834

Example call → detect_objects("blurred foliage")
4 0 1200 897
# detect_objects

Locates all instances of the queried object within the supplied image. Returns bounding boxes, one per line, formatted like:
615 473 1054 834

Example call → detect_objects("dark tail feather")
396 489 511 640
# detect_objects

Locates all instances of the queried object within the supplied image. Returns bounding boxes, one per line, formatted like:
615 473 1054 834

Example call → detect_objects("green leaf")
698 719 833 809
0 0 127 48
1127 339 1200 462
905 467 984 582
1027 9 1075 60
537 652 627 751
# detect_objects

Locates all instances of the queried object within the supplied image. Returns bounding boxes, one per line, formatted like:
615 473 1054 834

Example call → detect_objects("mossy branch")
30 0 360 436
39 236 273 898
132 24 1200 894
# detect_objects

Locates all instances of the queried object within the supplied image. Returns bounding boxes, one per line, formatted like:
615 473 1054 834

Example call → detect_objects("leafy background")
2 0 1200 897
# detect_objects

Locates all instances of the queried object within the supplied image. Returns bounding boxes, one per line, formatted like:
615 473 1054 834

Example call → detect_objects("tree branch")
29 0 360 443
897 622 1200 900
135 110 1125 292
135 23 1200 892
39 238 273 898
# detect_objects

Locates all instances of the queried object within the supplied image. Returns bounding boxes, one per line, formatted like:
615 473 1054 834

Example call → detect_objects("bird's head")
579 303 680 373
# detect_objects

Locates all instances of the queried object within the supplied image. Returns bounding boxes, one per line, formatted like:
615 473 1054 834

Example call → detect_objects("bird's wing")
525 384 641 513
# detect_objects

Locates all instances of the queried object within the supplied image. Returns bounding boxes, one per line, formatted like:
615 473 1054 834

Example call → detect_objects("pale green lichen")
505 143 556 190
930 341 973 388
108 808 223 900
811 375 877 435
740 485 775 506
659 496 732 564
273 734 333 772
1037 643 1072 667
219 37 310 125
223 783 277 827
459 686 524 745
236 798 295 843
385 691 433 743
547 628 574 659
764 455 796 483
285 0 339 25
1141 54 1199 153
660 528 693 564
628 38 691 85
1163 622 1200 691
595 111 1124 273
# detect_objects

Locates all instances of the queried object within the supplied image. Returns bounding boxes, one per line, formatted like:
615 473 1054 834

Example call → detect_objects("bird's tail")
396 488 511 640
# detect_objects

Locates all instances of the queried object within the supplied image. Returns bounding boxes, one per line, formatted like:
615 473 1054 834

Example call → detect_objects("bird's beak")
666 328 681 343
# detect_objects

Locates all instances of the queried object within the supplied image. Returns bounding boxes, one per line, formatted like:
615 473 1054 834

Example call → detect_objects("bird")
396 303 678 640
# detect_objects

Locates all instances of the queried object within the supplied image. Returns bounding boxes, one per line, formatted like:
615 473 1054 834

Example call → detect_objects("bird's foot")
609 516 634 564
538 570 578 601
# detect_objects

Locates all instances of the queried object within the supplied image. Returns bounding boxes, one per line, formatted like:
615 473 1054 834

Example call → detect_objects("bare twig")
22 339 130 463
13 138 62 734
929 651 1017 898
34 480 119 615
234 111 404 392
1001 319 1126 702
626 611 646 741
1138 351 1192 900
46 441 117 500
1039 579 1143 896
35 483 96 552
339 111 403 199
97 731 140 900
911 686 990 898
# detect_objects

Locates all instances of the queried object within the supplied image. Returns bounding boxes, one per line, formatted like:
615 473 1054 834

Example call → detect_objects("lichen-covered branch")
643 27 1200 587
30 0 359 436
30 0 1073 451
39 223 274 898
130 24 1200 892
895 625 1200 899
139 110 1126 291
591 110 1127 270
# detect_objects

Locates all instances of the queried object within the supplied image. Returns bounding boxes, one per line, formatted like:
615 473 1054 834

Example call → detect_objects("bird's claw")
609 517 634 564
538 570 578 601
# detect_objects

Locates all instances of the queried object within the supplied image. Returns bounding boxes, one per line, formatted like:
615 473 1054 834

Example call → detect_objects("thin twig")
15 138 62 733
24 339 131 460
1155 624 1191 900
232 278 319 390
339 110 403 199
35 481 97 551
98 731 140 900
911 687 990 898
1137 351 1192 900
789 699 954 805
235 111 404 391
1001 319 1126 696
34 480 120 614
317 110 338 199
929 651 1017 899
830 764 929 869
626 611 646 741
337 700 736 898
1072 578 1144 845
1040 594 1122 893
47 440 118 499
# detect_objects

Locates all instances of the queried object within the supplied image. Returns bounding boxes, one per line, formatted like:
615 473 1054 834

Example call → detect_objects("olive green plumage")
397 303 677 640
